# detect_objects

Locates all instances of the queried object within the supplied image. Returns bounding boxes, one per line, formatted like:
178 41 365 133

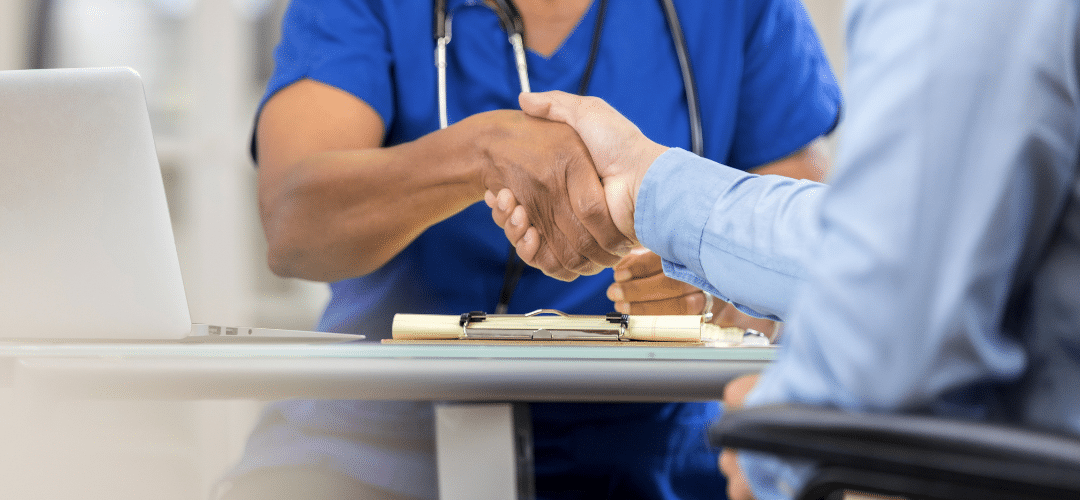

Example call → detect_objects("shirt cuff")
635 148 747 283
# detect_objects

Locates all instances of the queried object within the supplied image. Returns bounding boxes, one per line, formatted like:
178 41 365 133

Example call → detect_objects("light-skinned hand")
472 109 631 280
492 92 667 276
720 373 761 500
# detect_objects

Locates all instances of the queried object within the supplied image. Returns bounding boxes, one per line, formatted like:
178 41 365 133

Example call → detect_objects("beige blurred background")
0 1 845 498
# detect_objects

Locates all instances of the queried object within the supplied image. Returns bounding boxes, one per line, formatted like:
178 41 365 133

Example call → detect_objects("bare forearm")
259 123 489 282
260 107 616 282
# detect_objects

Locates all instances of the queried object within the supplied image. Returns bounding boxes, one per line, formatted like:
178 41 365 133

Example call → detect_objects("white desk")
0 341 773 400
0 340 774 499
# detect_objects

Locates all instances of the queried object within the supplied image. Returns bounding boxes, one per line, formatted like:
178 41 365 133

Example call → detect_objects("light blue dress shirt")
635 0 1080 498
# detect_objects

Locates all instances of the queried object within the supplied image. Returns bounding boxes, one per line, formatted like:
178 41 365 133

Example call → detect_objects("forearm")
259 121 489 282
748 139 829 182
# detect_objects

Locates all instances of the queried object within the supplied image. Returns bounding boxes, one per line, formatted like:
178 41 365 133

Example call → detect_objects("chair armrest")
710 404 1080 500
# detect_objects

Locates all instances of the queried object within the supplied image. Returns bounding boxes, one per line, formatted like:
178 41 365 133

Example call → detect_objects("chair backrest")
710 404 1080 500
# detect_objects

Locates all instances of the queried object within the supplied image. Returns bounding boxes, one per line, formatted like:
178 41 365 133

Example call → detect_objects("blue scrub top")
257 0 839 497
262 0 839 340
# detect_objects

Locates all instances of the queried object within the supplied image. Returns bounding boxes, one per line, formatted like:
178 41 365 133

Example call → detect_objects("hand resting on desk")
488 92 788 337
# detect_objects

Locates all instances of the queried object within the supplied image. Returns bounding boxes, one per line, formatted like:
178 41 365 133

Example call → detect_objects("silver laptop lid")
0 67 191 339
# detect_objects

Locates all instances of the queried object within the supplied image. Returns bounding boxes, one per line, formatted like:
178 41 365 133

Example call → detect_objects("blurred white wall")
0 1 31 69
0 1 848 499
806 0 847 85
0 1 304 499
804 0 847 167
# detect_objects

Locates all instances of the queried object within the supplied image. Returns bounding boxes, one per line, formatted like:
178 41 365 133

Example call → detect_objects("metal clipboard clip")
458 309 629 341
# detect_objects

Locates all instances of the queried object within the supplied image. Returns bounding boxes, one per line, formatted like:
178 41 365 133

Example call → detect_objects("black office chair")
709 404 1080 500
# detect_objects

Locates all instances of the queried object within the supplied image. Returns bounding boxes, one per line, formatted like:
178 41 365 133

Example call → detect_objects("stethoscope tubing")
435 0 530 130
433 0 702 157
658 0 703 157
432 0 704 314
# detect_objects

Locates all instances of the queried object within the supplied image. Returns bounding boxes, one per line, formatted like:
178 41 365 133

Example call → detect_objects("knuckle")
577 233 620 268
630 260 662 277
618 283 641 301
626 301 649 315
581 262 605 276
684 293 704 314
563 251 591 273
574 193 608 224
593 253 622 268
580 95 602 109
538 251 563 276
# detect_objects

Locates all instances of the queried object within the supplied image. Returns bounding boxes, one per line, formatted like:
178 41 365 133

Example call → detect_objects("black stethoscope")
433 0 704 313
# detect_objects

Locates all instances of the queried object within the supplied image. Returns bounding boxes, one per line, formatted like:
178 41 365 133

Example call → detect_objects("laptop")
0 67 359 343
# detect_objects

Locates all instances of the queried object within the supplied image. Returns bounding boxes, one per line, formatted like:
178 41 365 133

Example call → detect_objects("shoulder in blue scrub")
253 0 841 498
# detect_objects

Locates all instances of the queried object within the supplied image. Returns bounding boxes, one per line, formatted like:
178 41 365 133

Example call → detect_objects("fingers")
485 190 511 227
720 371 763 500
487 189 530 251
518 91 614 135
611 247 663 281
608 271 700 304
712 301 779 337
519 93 657 243
491 191 533 255
518 91 574 125
488 188 586 281
537 138 622 272
564 158 633 260
719 449 757 500
608 247 709 315
608 290 708 316
516 227 541 266
478 109 628 279
528 237 579 281
722 373 760 410
547 200 615 274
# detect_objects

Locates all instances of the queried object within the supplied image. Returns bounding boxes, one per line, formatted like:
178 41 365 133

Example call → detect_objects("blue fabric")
640 148 825 321
635 1 1080 498
246 0 840 498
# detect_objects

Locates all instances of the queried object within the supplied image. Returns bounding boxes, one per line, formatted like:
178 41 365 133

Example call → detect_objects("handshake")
476 91 669 282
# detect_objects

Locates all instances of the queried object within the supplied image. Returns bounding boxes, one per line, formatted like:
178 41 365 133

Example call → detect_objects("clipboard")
387 309 770 347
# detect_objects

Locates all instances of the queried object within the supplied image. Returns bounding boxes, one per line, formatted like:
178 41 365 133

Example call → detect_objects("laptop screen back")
0 67 191 339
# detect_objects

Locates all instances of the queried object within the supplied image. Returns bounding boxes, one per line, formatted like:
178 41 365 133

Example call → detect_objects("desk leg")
435 402 535 500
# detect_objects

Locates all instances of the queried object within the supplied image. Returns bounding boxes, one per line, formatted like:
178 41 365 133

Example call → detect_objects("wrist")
464 109 520 196
627 141 669 226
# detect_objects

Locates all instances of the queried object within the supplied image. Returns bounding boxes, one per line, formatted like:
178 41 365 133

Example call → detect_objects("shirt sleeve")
737 0 1080 498
638 0 1079 498
726 0 842 169
262 0 396 128
635 148 826 321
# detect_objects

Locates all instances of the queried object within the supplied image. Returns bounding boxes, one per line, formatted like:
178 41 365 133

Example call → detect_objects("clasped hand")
481 91 668 280
472 107 633 280
481 93 763 500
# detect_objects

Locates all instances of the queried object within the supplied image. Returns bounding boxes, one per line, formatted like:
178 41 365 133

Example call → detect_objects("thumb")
518 91 552 120
613 246 653 270
519 91 579 127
